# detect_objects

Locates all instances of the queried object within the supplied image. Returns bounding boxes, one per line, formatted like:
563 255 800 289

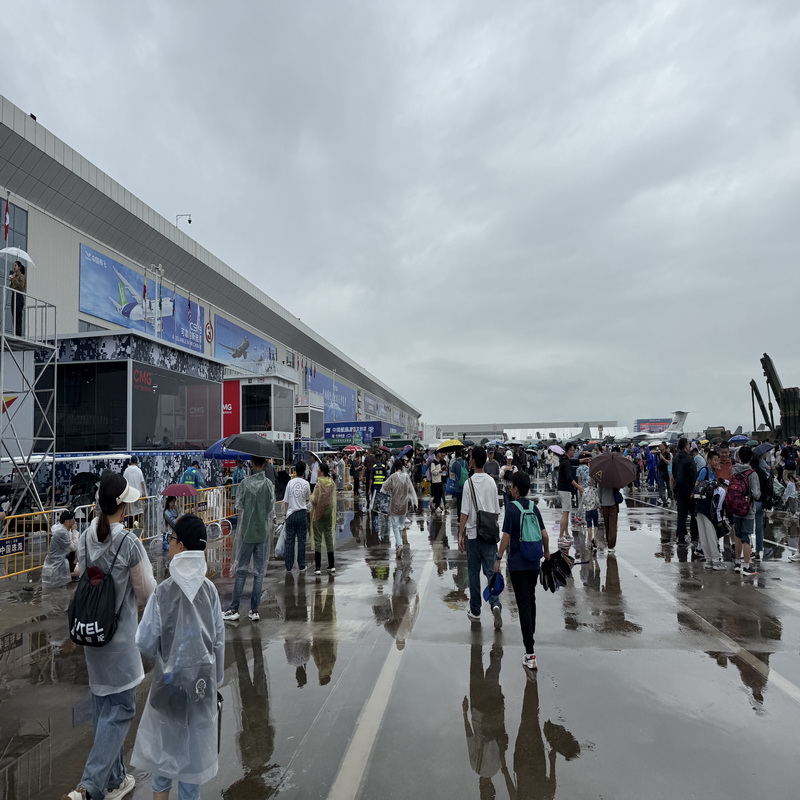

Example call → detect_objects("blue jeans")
284 511 308 570
231 540 266 612
80 688 136 800
466 536 501 617
389 514 404 547
152 774 201 799
754 501 764 552
657 473 668 503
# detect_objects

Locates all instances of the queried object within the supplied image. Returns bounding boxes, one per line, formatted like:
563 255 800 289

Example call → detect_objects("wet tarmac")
3 484 800 799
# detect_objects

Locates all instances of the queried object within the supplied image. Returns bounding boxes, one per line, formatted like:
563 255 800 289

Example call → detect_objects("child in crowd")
583 477 600 550
132 514 224 800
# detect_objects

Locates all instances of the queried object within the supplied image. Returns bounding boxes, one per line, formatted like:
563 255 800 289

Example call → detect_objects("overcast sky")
4 0 800 432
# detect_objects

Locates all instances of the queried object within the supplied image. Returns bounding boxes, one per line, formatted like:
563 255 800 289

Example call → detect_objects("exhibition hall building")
0 94 419 487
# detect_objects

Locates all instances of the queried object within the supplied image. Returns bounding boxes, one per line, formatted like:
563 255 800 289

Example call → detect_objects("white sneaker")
105 774 135 800
467 611 481 622
493 605 503 630
248 610 260 622
790 552 800 562
523 653 537 670
61 790 87 800
222 608 240 622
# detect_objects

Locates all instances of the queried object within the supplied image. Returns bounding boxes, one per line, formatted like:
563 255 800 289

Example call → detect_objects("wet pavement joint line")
615 555 800 706
327 552 436 800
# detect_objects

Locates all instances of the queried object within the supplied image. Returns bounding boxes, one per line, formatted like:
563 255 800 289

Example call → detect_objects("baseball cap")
175 513 208 551
115 481 141 505
505 451 514 460
483 572 505 602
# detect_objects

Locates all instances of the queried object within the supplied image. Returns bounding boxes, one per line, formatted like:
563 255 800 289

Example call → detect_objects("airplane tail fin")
577 422 591 439
733 425 743 436
665 411 689 434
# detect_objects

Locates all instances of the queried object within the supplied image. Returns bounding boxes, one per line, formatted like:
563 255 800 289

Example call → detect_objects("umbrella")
462 439 475 447
342 444 364 453
746 439 759 446
753 442 773 457
487 439 505 446
396 445 413 460
0 246 35 267
729 434 748 444
377 445 392 453
505 440 526 447
204 438 252 461
548 445 565 456
589 452 637 489
162 483 199 497
436 439 464 453
223 433 282 460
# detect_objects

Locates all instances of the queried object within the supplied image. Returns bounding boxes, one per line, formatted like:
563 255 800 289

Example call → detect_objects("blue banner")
324 420 404 444
308 371 357 423
213 315 278 375
79 244 204 353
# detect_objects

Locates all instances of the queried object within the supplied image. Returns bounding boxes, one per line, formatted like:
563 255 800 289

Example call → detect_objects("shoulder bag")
468 478 500 544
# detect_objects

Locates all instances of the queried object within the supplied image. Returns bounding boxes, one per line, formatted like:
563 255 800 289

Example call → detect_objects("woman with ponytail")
62 470 156 800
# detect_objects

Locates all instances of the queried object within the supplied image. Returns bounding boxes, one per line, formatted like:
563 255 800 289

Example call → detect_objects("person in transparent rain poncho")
61 472 156 800
131 514 225 800
41 509 79 588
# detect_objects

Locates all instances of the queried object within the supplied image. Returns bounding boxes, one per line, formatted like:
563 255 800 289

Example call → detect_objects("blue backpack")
513 500 543 562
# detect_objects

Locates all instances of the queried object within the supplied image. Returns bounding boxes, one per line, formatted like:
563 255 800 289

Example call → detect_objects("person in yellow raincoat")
310 462 337 576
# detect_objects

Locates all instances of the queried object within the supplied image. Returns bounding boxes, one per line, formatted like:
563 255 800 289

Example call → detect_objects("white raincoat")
41 522 77 588
77 519 156 695
132 550 225 785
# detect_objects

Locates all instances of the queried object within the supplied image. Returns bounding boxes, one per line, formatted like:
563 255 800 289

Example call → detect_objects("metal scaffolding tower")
1 285 57 515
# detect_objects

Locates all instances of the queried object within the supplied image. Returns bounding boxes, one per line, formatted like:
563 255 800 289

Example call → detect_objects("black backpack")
68 532 129 647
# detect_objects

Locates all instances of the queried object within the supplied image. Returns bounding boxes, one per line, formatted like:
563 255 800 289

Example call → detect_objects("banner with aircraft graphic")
213 314 279 374
78 244 204 354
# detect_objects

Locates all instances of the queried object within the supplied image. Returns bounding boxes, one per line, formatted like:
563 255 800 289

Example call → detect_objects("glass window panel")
130 362 221 450
242 385 271 432
310 409 324 440
273 384 293 432
57 362 128 451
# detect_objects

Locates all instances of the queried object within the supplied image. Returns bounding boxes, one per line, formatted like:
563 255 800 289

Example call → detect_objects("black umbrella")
223 433 282 460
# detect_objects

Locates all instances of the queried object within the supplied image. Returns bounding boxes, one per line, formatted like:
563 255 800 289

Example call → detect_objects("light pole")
175 213 192 227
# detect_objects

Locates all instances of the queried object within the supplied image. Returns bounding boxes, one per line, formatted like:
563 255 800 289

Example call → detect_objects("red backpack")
725 469 753 517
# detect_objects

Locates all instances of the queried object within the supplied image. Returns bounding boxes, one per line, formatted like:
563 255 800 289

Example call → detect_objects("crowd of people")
50 434 800 799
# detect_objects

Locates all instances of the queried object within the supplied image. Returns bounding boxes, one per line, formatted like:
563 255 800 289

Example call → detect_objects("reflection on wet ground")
3 487 800 798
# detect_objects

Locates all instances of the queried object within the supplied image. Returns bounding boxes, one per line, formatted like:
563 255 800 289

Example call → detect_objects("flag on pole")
3 196 9 241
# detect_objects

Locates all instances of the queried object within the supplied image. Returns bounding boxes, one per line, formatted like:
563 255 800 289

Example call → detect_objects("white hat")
115 481 141 505
505 451 514 460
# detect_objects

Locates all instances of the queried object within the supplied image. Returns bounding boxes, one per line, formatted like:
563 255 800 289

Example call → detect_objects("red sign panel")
223 380 241 437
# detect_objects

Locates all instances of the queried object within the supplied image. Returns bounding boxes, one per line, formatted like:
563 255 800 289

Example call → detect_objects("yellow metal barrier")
0 509 68 579
0 484 237 581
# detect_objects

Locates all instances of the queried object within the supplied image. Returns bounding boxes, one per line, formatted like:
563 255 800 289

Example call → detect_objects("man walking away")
672 438 697 547
181 460 206 490
223 456 275 622
494 472 550 670
123 457 147 497
727 445 760 577
284 461 311 572
557 444 585 550
458 447 502 629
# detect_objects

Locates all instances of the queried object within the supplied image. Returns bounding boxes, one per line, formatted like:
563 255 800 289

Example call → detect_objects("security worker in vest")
369 455 388 508
180 460 207 489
